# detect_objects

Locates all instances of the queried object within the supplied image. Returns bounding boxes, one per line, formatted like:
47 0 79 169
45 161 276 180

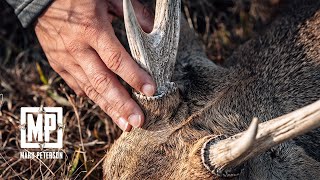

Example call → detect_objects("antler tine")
202 99 320 176
123 0 181 95
202 118 259 175
123 0 146 67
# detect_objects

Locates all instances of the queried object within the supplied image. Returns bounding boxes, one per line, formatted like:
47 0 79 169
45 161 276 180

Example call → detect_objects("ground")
0 0 279 179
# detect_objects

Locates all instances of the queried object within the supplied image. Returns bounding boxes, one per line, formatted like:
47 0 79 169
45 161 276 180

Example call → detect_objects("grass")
0 0 279 179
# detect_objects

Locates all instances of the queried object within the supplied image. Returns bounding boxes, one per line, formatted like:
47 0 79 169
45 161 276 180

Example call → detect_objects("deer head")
103 0 320 179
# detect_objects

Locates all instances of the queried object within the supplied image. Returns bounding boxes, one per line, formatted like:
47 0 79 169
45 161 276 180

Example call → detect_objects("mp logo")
20 107 63 149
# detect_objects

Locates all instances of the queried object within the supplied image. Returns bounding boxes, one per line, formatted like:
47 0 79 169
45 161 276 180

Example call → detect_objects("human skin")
34 0 155 131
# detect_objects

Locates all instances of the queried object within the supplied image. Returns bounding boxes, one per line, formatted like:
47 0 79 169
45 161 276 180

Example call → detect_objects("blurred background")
0 0 280 179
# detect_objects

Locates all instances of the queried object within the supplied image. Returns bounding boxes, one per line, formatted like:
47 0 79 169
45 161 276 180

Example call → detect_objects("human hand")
35 0 155 131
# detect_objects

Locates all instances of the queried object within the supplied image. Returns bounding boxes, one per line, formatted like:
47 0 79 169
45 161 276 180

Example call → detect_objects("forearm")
4 0 53 27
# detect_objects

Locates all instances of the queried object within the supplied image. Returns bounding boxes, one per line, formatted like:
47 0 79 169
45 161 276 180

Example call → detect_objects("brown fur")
103 0 320 179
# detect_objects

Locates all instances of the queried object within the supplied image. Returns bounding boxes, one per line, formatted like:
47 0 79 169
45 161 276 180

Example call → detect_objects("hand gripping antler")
202 99 320 177
123 0 181 96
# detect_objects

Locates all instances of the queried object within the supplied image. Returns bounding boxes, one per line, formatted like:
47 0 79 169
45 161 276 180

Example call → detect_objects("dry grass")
0 0 279 179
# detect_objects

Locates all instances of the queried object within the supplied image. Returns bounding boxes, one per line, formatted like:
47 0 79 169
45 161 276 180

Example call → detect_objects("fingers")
64 46 145 130
50 61 86 97
36 21 138 131
77 81 133 132
66 63 136 131
108 0 154 32
87 27 156 97
34 0 152 132
53 56 136 131
103 1 155 95
59 70 86 96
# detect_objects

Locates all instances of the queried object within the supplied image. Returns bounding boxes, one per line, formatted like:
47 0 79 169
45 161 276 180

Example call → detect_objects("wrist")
6 0 54 28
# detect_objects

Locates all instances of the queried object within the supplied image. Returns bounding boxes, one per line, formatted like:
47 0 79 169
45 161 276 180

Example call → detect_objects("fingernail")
128 114 141 128
142 84 155 96
118 117 129 131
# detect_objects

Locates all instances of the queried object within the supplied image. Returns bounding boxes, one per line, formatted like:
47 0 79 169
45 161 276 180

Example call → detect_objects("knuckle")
65 42 80 54
104 105 113 114
112 98 133 116
104 104 118 118
83 85 99 102
127 72 142 88
105 91 130 115
48 61 63 73
107 51 123 72
114 100 126 113
92 73 112 93
96 36 108 51
75 90 86 97
65 81 78 92
85 26 98 39
64 63 80 72
81 19 98 36
55 67 66 75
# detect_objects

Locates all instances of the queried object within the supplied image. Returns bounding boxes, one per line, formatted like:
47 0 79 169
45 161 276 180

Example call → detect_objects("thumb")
108 0 154 33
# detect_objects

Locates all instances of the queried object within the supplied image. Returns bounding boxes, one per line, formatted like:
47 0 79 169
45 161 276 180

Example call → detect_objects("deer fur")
103 0 320 179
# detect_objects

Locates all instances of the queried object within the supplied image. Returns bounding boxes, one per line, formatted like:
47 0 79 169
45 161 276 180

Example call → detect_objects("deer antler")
123 0 181 96
202 99 320 176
